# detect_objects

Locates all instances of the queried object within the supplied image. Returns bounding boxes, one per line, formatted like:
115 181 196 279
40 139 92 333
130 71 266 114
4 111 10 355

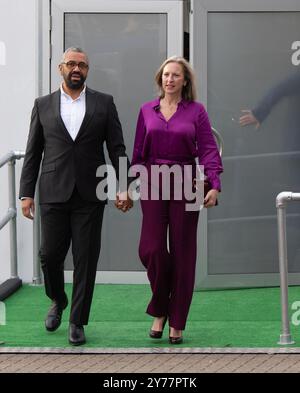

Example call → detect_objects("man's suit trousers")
39 187 104 325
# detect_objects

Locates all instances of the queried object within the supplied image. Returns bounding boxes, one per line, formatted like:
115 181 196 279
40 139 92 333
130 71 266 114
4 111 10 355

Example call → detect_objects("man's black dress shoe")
69 323 86 346
45 298 68 332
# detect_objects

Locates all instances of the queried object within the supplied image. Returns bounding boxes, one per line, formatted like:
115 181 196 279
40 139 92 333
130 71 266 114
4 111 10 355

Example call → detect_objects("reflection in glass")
206 12 300 275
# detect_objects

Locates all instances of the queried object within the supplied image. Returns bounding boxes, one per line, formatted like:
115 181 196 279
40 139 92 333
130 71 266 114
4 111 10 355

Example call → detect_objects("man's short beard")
65 74 86 90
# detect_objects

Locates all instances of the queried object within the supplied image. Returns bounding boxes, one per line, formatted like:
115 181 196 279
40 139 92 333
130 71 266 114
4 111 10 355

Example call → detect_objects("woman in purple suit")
131 56 223 344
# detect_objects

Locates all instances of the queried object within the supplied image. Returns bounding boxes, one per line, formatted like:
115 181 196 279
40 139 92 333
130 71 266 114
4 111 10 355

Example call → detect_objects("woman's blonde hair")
155 56 197 101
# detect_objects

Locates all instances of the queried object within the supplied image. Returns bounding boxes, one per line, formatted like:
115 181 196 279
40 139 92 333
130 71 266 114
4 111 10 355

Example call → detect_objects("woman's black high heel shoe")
169 328 183 344
149 317 167 339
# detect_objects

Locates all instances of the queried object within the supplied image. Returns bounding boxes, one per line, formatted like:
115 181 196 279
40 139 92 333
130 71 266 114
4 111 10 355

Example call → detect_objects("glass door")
192 0 300 288
51 0 183 282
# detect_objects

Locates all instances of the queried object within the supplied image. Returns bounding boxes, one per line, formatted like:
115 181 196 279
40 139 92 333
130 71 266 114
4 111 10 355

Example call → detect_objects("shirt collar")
151 98 161 111
151 97 189 110
60 83 86 100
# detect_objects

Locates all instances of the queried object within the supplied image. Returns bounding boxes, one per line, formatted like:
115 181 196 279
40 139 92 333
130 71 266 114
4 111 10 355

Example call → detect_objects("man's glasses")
61 61 89 70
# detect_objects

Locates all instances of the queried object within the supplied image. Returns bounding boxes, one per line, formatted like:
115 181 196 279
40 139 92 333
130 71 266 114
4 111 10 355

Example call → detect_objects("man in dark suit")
19 47 132 345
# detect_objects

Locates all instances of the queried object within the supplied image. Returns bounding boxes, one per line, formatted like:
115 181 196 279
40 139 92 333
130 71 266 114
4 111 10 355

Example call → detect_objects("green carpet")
0 284 300 348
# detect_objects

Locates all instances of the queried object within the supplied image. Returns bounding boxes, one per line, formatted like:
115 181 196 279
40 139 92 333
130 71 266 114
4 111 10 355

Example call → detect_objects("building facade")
0 0 300 288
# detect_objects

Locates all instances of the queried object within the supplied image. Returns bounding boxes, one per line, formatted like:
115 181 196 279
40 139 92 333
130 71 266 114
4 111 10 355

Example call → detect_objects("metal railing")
0 150 42 300
212 127 224 157
276 191 300 345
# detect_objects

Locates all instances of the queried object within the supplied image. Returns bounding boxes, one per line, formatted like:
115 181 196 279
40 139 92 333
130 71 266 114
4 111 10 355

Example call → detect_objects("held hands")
115 191 133 213
239 110 260 129
21 198 35 220
22 194 132 217
204 189 219 208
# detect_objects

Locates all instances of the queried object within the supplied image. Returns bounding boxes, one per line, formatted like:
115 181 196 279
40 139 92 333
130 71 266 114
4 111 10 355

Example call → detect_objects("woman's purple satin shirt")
131 98 223 191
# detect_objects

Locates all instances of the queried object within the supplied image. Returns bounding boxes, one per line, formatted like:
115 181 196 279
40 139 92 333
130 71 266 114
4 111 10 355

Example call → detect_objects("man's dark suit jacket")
19 87 130 204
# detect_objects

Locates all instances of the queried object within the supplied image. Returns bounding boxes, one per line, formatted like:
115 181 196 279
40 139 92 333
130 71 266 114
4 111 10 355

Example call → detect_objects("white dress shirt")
60 84 86 140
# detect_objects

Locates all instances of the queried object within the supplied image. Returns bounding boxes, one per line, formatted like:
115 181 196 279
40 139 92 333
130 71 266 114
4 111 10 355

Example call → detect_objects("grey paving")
0 353 300 373
1 347 300 354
